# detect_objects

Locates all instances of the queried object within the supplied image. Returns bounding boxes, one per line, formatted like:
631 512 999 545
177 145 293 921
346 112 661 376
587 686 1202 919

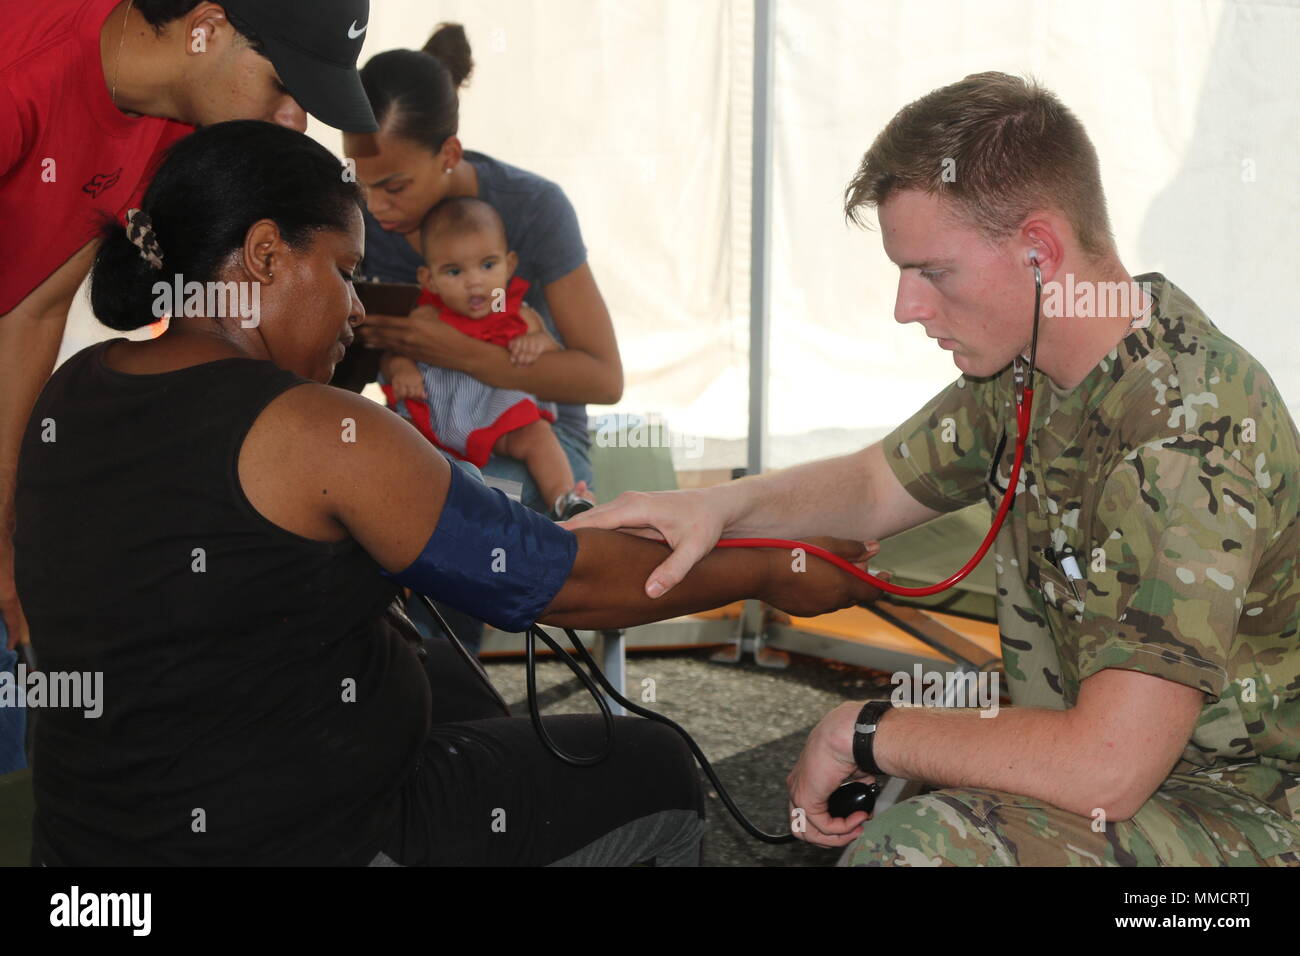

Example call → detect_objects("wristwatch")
851 700 893 777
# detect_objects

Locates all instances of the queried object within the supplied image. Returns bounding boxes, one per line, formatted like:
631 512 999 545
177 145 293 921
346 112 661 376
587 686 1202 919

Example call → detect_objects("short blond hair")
845 72 1114 259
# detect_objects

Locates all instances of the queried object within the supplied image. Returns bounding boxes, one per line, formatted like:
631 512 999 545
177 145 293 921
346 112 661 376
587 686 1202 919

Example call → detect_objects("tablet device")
330 282 424 393
355 281 422 317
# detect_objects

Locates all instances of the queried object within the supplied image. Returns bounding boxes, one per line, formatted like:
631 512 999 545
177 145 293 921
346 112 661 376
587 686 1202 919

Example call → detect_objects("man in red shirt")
0 0 377 661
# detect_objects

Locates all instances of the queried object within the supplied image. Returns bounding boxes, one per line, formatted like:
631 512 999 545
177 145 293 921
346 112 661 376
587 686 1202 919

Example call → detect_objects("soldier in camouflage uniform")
567 72 1300 866
840 271 1300 866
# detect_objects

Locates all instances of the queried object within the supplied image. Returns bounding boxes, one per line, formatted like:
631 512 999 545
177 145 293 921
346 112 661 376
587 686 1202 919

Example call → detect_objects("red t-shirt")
0 0 193 314
416 275 532 347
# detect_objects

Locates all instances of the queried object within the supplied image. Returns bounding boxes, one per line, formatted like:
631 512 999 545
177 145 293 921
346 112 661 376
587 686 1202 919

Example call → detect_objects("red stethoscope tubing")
715 389 1033 596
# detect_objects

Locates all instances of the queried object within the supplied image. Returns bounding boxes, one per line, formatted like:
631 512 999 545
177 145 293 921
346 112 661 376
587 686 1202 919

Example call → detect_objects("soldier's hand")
787 701 874 847
560 488 728 598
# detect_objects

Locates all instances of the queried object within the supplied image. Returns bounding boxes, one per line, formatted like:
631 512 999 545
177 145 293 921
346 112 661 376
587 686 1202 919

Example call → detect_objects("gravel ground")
483 646 895 867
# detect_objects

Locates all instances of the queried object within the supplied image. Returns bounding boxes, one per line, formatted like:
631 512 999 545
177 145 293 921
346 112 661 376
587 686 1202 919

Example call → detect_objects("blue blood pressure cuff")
381 463 578 632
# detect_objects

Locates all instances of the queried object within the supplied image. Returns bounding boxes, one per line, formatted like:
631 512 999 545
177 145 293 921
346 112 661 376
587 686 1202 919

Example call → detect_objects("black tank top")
14 339 431 865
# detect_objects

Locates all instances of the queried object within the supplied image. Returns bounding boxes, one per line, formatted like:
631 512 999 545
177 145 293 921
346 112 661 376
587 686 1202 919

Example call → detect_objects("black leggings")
377 635 705 866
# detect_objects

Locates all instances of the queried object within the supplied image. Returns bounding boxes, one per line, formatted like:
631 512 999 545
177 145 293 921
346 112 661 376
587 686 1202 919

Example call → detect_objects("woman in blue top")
345 24 620 514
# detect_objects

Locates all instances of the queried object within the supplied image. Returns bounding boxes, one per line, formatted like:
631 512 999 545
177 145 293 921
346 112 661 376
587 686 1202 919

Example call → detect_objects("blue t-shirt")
360 150 589 442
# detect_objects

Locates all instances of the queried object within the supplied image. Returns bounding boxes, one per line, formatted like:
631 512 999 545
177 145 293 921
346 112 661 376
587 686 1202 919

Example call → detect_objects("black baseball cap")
220 0 378 132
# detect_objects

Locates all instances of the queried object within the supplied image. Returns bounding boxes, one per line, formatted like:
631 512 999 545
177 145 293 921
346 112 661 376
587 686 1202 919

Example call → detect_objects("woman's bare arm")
564 441 945 598
257 386 881 630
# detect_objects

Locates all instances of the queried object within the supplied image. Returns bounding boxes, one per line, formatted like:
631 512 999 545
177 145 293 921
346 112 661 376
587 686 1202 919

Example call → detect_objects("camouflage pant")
840 782 1300 866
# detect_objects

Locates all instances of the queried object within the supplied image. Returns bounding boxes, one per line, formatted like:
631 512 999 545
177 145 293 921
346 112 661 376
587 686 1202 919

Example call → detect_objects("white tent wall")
55 0 1299 476
768 0 1300 467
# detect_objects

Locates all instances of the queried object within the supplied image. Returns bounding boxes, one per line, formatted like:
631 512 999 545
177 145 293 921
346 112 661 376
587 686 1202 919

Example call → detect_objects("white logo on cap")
348 20 367 39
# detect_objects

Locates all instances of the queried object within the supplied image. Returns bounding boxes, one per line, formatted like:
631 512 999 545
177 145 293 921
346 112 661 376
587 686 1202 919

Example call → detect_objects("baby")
378 197 592 519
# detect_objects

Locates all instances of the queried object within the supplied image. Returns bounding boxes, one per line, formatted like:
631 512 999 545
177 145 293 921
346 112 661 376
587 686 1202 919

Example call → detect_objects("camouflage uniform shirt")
883 273 1300 856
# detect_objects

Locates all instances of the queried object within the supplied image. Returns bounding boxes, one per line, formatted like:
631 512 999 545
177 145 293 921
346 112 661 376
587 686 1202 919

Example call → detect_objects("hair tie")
125 208 164 270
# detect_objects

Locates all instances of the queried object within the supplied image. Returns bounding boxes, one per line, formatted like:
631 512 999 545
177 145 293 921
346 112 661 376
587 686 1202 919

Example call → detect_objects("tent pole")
747 0 774 478
721 0 790 670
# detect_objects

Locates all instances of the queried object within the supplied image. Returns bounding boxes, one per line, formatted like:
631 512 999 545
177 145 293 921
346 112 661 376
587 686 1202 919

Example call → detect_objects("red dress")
379 276 558 467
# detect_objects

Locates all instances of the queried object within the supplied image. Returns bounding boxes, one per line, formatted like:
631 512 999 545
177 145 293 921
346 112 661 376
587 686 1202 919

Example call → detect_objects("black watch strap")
851 700 893 777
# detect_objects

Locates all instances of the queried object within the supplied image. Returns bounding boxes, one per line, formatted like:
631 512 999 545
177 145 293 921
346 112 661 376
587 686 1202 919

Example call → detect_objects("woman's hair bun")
423 22 474 88
90 216 170 332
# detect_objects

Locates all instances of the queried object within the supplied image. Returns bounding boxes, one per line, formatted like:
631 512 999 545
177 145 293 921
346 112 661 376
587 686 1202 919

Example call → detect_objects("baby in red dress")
378 197 592 517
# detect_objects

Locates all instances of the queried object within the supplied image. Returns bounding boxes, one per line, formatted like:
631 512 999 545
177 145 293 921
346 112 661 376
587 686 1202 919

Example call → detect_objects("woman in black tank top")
14 122 884 866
